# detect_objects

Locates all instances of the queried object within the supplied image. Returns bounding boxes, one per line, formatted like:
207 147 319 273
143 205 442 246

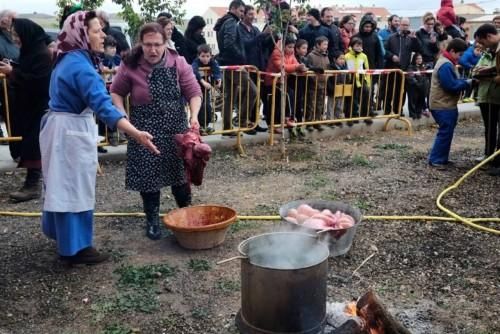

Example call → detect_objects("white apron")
40 108 98 212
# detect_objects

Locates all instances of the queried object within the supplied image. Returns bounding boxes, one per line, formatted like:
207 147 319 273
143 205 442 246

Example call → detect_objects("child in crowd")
458 42 482 102
326 51 348 127
97 35 123 151
293 39 308 138
305 36 330 131
264 37 307 137
407 53 431 119
191 44 221 135
428 38 472 168
345 37 373 125
101 35 121 83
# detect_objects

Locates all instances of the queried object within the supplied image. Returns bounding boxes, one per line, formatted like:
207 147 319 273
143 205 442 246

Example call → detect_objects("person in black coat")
298 8 338 60
383 18 422 115
0 18 51 202
352 14 384 70
184 16 207 64
320 7 344 61
416 13 440 66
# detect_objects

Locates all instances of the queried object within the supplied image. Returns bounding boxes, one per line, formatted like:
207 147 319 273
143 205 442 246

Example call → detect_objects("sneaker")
335 122 343 128
61 247 110 265
297 127 306 138
289 127 298 139
244 129 257 135
368 111 378 117
428 162 448 170
462 97 474 103
200 128 208 136
346 121 354 127
206 127 215 135
313 124 324 131
97 146 107 154
306 125 314 132
364 119 373 125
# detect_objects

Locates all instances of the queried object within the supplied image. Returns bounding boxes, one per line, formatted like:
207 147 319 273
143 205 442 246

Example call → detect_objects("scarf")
442 50 458 65
56 11 98 65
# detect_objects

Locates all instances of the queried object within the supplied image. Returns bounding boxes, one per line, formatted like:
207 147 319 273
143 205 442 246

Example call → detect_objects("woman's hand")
116 118 160 155
190 118 200 130
134 130 160 155
0 61 13 75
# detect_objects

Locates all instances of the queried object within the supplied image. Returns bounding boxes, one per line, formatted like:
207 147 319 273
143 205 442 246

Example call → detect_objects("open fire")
325 290 411 334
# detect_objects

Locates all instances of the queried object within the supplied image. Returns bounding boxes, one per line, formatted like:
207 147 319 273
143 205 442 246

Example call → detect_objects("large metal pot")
236 232 330 334
279 200 362 257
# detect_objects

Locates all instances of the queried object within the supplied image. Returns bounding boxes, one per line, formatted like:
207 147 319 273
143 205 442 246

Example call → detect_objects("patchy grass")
288 147 317 161
115 263 176 288
354 198 373 211
229 220 259 233
191 306 210 320
91 288 160 322
351 154 374 167
374 143 411 151
304 174 329 189
101 323 132 334
188 259 212 272
216 279 240 294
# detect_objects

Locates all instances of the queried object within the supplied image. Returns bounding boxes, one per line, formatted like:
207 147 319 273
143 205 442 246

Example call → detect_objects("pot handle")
216 255 248 265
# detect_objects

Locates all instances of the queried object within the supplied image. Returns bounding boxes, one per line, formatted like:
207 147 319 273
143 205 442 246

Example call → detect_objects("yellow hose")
1 151 498 235
436 149 500 235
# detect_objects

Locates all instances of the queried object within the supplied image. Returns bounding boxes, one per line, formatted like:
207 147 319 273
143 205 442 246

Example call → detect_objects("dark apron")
125 65 188 192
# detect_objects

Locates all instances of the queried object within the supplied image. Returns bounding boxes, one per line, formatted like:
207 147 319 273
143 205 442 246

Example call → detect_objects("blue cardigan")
49 50 124 129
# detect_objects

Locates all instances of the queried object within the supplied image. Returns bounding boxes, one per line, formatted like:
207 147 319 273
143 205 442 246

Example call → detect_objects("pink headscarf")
56 11 95 63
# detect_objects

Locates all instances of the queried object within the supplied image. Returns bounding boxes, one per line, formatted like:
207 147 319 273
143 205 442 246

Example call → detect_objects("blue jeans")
428 109 458 165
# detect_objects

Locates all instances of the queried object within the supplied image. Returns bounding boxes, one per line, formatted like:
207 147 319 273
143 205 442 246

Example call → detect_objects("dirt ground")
0 117 499 334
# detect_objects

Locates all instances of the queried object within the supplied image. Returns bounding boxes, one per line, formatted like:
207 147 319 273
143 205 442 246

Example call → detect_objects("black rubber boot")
171 183 192 208
140 191 161 240
10 168 42 202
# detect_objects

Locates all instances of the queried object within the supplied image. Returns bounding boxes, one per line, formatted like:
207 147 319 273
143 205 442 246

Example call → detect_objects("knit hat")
307 8 321 22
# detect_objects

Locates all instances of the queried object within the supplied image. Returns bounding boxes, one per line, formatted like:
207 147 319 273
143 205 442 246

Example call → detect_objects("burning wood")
325 290 411 334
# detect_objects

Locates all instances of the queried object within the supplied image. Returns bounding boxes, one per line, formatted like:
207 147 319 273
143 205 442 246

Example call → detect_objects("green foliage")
115 263 176 287
55 0 104 19
187 259 211 272
56 0 187 41
113 0 187 40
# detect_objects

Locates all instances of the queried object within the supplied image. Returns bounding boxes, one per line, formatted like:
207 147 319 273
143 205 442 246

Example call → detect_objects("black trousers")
383 72 406 115
479 103 500 167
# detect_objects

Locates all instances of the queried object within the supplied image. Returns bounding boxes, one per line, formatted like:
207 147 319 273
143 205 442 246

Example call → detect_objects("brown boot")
61 247 110 265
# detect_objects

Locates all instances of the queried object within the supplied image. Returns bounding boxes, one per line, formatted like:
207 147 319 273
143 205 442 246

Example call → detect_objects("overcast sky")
1 0 498 18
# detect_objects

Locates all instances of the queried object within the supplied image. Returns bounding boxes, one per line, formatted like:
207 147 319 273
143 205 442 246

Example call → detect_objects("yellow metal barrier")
265 69 413 145
0 73 22 143
195 65 263 155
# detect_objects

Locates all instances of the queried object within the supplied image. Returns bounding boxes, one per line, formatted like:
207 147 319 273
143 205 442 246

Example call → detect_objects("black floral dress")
125 65 188 192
